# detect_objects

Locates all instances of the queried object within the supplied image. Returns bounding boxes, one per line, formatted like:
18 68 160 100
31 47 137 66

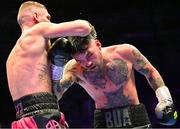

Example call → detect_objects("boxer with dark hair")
6 1 92 128
50 24 178 128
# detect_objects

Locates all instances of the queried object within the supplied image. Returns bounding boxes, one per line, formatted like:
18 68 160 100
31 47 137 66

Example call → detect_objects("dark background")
0 0 180 128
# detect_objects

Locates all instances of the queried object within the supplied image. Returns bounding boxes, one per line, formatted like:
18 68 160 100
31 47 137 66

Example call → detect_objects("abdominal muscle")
79 79 140 109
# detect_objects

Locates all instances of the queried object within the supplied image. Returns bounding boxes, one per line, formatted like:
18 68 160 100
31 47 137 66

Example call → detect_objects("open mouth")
89 65 96 70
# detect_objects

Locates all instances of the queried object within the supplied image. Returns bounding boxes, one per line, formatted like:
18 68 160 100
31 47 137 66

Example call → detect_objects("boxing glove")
155 86 178 126
48 37 71 80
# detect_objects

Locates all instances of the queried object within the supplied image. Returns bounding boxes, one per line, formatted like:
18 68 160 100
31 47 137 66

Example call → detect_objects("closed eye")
87 52 93 59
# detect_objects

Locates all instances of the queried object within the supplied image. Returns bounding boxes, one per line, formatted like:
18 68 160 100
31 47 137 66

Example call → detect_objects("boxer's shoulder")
103 43 135 53
64 59 79 72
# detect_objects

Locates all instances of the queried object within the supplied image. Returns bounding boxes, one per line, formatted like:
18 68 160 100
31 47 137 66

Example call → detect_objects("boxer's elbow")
75 20 91 36
60 79 72 92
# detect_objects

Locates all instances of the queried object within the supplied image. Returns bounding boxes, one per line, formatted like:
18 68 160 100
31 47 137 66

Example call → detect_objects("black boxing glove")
48 37 71 81
155 86 178 126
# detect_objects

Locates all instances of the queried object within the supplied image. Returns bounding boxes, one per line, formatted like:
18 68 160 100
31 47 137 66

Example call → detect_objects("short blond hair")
17 1 47 25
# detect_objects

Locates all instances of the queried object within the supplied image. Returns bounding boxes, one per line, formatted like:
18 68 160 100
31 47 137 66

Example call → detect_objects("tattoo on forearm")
52 79 72 95
149 76 165 88
61 79 73 89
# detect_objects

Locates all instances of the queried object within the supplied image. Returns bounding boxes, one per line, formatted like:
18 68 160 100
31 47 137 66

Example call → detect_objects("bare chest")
82 59 130 89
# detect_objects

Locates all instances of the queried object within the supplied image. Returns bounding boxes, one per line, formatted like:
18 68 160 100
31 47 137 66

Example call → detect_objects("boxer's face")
72 40 103 71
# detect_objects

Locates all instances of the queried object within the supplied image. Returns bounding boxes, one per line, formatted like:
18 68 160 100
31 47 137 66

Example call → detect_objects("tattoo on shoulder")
132 49 146 67
149 76 165 87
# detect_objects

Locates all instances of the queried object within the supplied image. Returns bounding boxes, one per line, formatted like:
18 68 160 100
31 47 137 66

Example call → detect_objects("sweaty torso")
6 30 52 101
69 45 140 109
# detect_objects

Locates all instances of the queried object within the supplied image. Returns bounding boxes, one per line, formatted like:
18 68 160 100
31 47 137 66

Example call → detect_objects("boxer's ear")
95 40 101 49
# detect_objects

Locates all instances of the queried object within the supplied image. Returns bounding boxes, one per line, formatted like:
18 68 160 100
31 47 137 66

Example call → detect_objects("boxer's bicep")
131 47 151 75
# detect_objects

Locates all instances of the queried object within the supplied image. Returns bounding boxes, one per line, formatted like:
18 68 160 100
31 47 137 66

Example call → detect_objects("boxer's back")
6 30 52 101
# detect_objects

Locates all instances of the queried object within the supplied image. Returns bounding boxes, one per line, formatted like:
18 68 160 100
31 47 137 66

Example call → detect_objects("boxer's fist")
48 38 71 80
155 100 178 126
48 37 71 67
155 86 178 126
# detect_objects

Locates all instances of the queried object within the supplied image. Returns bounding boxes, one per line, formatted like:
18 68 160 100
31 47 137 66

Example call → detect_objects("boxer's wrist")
52 64 64 81
155 86 173 102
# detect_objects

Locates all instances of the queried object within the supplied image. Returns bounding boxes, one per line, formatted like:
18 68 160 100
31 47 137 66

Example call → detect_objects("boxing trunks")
94 103 151 128
11 92 68 129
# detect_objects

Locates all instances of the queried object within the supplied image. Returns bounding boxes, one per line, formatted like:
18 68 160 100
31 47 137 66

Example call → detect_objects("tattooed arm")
128 45 178 126
53 60 77 100
127 44 165 91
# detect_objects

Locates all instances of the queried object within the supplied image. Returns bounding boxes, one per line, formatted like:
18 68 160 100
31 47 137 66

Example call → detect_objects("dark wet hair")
67 24 97 55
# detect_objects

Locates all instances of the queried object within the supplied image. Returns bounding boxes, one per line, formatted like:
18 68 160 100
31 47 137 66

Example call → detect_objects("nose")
85 61 93 68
